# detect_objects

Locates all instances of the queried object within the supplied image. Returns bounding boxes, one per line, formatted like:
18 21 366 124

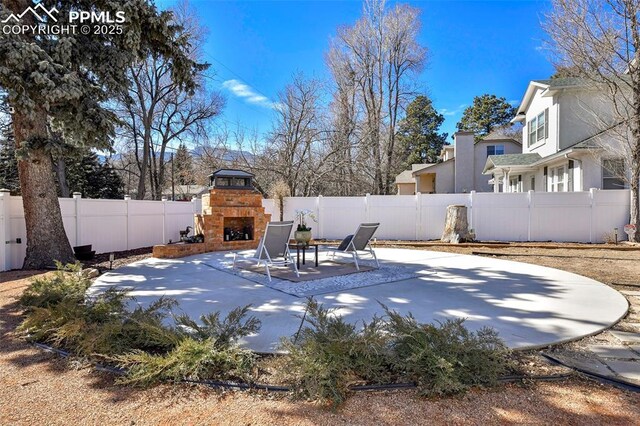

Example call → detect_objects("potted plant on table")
294 209 316 245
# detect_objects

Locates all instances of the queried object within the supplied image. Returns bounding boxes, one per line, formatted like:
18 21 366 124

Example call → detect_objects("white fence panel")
419 194 469 240
262 199 277 220
78 199 127 253
368 195 417 240
531 191 592 242
127 200 165 248
473 192 530 241
2 195 199 271
0 192 6 272
8 196 26 270
59 198 78 248
281 197 317 224
592 189 630 242
165 201 198 244
319 196 366 239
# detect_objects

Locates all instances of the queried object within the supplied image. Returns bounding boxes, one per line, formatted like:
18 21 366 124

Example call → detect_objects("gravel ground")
2 244 640 425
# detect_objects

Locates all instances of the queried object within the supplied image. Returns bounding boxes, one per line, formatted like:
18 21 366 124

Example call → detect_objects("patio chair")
232 221 299 282
327 223 380 270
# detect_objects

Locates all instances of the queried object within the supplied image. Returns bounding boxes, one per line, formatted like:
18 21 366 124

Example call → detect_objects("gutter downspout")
555 95 561 153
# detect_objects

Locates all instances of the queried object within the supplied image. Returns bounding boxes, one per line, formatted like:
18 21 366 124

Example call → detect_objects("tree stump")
441 205 474 243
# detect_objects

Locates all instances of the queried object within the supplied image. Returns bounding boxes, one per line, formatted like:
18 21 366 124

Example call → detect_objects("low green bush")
279 299 512 405
19 262 91 309
116 307 261 387
174 305 261 349
116 337 256 387
384 307 511 396
19 264 261 388
278 299 391 406
20 289 181 357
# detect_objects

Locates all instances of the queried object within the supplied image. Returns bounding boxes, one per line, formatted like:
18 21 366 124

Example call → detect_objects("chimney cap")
209 169 254 189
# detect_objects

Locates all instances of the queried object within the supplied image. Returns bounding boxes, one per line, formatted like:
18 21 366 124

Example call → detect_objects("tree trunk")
54 157 70 198
441 205 475 244
13 108 75 269
136 131 150 200
631 160 640 242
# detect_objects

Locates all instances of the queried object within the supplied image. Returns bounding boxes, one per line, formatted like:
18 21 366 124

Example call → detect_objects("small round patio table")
288 242 320 269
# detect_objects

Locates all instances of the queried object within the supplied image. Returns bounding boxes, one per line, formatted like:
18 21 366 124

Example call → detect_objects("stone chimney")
453 131 475 193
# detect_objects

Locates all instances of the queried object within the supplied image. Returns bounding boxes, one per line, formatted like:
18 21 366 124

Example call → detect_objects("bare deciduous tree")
116 1 224 200
544 0 640 241
327 0 427 194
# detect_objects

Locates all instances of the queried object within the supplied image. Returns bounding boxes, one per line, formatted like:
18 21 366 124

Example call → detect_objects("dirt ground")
2 243 640 425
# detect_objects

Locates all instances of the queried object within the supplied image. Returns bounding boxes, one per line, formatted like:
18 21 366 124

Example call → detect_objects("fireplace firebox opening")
223 217 254 241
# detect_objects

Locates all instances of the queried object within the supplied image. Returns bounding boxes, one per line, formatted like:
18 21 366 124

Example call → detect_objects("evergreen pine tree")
397 95 449 165
456 94 517 140
64 152 124 199
174 143 195 185
0 122 20 194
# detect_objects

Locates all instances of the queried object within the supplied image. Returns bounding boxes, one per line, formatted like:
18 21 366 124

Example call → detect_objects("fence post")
124 195 131 250
527 190 534 242
192 196 198 228
73 192 82 247
161 196 167 244
589 188 597 244
0 189 10 272
316 195 323 239
365 193 370 222
469 191 475 233
415 192 422 240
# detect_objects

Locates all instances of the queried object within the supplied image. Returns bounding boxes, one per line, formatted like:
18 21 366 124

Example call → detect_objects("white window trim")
549 165 566 192
527 109 548 148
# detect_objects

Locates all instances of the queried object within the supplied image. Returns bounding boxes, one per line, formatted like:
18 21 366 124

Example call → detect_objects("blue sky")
156 0 555 144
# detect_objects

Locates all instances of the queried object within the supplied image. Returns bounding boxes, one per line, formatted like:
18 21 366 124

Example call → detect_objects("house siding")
474 140 522 192
434 161 455 193
397 183 415 195
559 91 616 149
454 133 475 192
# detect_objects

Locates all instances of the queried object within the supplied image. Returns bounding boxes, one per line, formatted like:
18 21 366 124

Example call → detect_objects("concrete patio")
89 248 629 353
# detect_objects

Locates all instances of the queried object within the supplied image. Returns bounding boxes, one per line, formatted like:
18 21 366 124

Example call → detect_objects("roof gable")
483 153 542 174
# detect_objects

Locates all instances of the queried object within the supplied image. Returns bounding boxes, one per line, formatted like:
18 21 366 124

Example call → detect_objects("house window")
531 176 535 191
602 158 628 189
527 108 549 147
550 165 565 192
486 144 505 157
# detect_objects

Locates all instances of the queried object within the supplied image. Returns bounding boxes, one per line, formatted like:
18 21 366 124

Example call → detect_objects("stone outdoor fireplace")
194 169 270 252
153 169 270 259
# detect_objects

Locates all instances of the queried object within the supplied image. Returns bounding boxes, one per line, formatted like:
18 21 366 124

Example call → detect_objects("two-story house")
483 78 629 192
395 131 521 194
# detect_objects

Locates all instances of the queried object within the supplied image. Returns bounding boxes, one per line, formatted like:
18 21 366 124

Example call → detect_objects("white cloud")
440 104 467 117
222 79 279 109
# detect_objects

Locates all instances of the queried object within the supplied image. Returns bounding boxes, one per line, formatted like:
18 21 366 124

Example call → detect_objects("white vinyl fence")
0 191 201 271
263 189 631 244
0 189 631 272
